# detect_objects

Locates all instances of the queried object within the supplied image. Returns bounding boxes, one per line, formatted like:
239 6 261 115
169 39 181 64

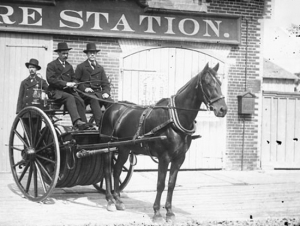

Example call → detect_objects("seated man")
75 42 113 127
46 42 89 130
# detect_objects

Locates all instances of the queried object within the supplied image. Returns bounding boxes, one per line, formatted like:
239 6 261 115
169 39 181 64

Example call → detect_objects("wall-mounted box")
237 91 256 115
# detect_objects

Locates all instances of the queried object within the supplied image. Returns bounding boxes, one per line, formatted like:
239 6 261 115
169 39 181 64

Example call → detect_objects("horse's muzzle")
212 105 227 117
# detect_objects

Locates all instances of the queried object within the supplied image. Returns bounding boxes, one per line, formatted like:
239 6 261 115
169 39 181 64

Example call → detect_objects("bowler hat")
83 43 100 53
54 42 72 52
25 58 41 70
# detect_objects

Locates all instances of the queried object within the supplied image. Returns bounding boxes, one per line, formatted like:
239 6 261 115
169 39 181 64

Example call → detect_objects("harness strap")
75 87 207 112
133 107 153 140
143 119 173 137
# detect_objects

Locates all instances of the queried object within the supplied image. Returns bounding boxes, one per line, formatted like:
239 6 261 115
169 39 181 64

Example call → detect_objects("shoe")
74 120 89 130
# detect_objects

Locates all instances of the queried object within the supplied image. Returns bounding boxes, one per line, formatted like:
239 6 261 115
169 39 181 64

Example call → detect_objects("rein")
73 87 208 112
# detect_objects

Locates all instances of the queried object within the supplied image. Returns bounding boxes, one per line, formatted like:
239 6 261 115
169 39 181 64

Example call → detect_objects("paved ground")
1 170 300 226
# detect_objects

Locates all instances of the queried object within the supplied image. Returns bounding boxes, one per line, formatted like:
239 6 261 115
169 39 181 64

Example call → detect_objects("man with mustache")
46 42 88 130
16 58 48 113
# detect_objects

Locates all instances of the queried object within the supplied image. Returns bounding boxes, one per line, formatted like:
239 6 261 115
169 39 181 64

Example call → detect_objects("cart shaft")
76 135 167 151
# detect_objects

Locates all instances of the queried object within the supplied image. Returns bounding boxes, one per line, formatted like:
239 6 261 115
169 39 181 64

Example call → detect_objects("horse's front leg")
165 155 185 223
153 158 169 223
104 152 116 211
112 149 130 211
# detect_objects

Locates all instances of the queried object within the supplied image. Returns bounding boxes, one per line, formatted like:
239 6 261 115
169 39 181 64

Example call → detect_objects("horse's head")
198 63 227 117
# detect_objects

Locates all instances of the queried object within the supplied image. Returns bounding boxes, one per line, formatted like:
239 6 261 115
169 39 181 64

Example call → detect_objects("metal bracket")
6 45 48 50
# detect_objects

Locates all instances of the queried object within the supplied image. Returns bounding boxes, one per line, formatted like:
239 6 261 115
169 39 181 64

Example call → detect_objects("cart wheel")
9 106 60 202
93 152 134 193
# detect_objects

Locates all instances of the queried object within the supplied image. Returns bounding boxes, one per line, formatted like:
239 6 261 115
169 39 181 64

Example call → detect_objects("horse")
99 63 228 223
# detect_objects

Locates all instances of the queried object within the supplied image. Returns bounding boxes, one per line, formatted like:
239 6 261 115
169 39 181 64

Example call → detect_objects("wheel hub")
23 147 36 161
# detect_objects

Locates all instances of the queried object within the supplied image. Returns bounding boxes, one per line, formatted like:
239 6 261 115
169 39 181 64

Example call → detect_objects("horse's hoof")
106 201 117 212
116 202 125 211
152 214 164 224
166 213 175 223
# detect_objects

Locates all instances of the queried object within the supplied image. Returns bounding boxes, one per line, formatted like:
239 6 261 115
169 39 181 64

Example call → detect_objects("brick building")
0 0 271 172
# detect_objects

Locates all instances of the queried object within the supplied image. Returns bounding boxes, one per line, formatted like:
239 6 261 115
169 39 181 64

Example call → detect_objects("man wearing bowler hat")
16 58 48 114
75 42 112 127
46 42 88 130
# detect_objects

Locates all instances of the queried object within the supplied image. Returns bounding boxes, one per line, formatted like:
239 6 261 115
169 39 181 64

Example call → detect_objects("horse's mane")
176 72 201 95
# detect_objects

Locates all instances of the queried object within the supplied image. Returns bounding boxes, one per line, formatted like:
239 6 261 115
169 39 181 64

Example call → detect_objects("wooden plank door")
0 32 52 172
261 92 300 169
120 47 227 170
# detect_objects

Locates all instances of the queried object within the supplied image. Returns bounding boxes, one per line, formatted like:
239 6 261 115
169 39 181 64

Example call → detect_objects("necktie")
62 62 65 67
91 62 96 70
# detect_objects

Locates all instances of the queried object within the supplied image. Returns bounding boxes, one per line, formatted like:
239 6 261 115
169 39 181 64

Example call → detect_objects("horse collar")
169 96 196 136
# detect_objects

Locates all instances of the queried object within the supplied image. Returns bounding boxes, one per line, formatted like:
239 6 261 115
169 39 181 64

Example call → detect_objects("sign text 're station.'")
0 1 241 44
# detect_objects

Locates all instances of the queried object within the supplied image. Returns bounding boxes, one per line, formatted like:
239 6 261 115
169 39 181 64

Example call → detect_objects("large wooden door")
119 47 227 170
261 91 300 169
0 32 52 172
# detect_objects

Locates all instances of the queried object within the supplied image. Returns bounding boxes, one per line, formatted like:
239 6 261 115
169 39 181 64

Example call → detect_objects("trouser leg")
60 92 81 124
89 98 103 126
73 93 87 122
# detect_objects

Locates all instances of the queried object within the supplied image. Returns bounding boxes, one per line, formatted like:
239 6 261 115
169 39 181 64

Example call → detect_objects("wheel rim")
93 152 134 193
9 107 60 202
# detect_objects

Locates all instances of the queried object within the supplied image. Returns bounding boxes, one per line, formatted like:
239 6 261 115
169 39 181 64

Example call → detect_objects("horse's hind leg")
112 148 130 210
165 156 185 223
104 152 116 211
153 158 169 223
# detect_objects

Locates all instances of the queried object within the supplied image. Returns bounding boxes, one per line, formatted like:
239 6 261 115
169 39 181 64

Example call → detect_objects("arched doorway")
120 47 227 170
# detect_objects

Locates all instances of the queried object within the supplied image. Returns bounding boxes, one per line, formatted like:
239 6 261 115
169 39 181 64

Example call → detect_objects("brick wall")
207 0 265 170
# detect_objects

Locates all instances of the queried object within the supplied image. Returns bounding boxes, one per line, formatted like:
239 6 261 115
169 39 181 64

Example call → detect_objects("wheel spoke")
32 115 41 146
33 163 38 197
35 162 47 193
13 159 26 168
36 142 54 154
19 118 31 147
18 161 30 183
36 154 55 164
28 111 33 145
14 129 29 149
35 126 48 149
25 163 33 193
36 158 53 183
11 145 23 152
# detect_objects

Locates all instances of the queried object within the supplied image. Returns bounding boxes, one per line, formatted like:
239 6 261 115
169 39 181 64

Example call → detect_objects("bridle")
197 70 225 109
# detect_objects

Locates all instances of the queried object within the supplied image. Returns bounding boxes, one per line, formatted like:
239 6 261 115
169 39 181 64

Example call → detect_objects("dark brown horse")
99 63 227 223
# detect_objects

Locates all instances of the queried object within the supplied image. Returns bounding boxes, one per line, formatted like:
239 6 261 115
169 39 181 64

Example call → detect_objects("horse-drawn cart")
9 63 227 222
9 105 165 202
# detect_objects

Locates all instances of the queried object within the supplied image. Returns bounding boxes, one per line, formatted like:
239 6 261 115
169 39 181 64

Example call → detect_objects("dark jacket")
46 58 77 99
16 76 48 113
75 60 110 98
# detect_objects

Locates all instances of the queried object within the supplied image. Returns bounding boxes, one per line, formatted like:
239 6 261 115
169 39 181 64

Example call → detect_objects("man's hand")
102 93 109 99
66 82 77 88
85 88 94 93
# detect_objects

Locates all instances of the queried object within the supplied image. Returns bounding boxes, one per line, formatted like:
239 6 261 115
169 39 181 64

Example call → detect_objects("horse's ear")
204 63 209 70
213 63 219 72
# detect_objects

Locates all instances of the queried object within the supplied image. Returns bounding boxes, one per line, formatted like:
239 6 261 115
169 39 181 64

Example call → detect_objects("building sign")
0 1 241 44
